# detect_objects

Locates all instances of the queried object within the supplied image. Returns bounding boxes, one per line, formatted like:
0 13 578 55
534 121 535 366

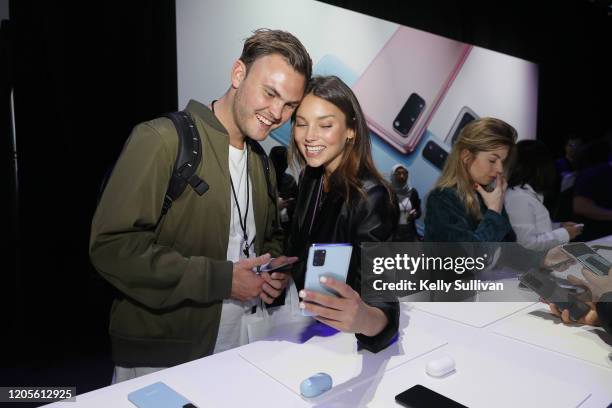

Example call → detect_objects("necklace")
308 175 324 235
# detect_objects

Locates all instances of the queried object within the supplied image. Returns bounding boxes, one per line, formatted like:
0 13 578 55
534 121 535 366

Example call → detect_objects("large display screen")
176 0 538 231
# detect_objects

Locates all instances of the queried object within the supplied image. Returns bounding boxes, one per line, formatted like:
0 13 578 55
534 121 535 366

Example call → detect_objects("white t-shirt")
213 145 257 354
504 184 570 251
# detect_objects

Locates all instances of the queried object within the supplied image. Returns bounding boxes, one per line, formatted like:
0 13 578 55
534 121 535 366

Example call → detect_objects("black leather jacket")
288 166 400 353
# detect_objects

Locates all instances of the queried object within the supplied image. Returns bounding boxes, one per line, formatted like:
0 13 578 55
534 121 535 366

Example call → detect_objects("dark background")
2 0 610 397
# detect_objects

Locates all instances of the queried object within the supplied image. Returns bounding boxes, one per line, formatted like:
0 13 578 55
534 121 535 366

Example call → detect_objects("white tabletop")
46 237 612 407
44 302 611 408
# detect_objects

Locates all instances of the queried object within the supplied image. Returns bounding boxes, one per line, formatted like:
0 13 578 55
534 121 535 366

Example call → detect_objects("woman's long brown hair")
289 76 392 204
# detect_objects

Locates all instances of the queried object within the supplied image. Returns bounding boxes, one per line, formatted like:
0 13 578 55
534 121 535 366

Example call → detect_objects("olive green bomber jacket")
89 100 283 367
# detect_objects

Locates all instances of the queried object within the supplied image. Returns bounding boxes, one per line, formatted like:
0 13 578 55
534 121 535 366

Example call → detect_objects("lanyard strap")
213 100 253 258
229 149 254 258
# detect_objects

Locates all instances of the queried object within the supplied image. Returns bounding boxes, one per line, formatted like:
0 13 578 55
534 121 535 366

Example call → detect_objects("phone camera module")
313 249 326 266
393 93 425 137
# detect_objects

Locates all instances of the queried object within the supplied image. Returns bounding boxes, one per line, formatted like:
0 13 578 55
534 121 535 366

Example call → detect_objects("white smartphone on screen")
302 243 353 316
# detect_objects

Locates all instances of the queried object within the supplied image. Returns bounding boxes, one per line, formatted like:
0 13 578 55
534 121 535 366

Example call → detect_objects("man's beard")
232 87 255 140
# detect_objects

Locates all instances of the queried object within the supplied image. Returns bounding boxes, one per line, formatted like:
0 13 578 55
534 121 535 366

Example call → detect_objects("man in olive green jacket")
90 29 312 381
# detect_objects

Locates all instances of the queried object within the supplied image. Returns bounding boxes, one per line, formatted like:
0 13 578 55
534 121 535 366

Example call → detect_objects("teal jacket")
424 187 514 242
424 187 546 276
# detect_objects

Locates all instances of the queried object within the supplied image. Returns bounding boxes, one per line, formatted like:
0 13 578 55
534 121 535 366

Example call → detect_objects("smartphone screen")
259 260 299 274
561 243 612 276
519 270 590 321
563 243 596 257
395 384 467 408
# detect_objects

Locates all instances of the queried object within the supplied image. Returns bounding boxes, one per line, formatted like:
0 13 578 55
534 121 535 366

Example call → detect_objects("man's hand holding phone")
258 256 298 304
580 266 612 303
546 273 602 326
231 254 270 302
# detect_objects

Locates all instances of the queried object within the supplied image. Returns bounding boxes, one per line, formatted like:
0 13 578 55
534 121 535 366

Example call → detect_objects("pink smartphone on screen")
353 26 472 154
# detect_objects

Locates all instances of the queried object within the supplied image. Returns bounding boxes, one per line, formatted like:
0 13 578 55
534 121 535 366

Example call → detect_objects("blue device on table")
300 372 333 398
302 243 353 317
128 382 195 408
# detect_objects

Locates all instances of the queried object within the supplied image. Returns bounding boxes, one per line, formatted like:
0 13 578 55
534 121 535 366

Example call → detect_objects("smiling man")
90 29 311 383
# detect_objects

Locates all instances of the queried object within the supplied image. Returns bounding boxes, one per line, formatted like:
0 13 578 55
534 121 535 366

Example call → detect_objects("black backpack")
98 111 276 226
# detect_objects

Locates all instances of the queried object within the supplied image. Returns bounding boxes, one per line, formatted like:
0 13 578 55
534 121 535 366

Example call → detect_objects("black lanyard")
212 100 253 258
229 152 253 258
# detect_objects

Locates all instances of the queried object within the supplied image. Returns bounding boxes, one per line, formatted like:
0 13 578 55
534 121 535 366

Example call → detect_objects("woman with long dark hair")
287 76 399 352
505 140 582 251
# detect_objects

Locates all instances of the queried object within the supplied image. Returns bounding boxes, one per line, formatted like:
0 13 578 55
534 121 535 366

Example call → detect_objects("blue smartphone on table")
302 243 353 316
128 382 196 408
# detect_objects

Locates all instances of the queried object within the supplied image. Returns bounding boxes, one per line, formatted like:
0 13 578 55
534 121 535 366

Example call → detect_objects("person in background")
269 145 298 237
555 135 582 177
90 29 312 382
288 76 399 352
505 140 582 251
550 135 583 221
424 117 517 243
390 164 421 241
572 136 612 241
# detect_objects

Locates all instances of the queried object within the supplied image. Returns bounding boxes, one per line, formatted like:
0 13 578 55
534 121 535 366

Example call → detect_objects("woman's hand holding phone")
475 173 507 214
298 276 387 337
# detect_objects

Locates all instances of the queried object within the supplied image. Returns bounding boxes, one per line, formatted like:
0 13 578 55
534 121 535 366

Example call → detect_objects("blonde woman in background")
424 117 517 243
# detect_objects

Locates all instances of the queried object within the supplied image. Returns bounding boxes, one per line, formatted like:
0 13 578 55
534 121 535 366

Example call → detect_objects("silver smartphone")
302 243 352 316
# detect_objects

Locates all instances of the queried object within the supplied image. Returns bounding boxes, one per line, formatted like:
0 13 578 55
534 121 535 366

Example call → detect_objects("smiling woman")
286 76 399 353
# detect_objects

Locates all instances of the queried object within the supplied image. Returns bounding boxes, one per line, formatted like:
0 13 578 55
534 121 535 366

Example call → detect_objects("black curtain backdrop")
3 0 177 391
2 0 610 393
320 0 611 147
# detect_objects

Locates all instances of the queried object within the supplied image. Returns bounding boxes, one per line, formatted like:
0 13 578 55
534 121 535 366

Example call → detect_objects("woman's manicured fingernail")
299 290 306 298
299 302 305 309
320 276 327 283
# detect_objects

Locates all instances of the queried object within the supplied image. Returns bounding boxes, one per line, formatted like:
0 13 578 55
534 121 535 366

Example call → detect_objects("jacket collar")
186 99 270 252
186 99 226 133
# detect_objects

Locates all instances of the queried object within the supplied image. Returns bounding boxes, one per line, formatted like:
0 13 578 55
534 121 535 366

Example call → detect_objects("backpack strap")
247 139 281 230
247 139 275 203
160 111 209 222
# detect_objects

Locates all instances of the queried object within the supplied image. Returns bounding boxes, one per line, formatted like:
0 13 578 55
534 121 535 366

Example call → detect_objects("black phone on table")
519 269 590 321
395 384 467 407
